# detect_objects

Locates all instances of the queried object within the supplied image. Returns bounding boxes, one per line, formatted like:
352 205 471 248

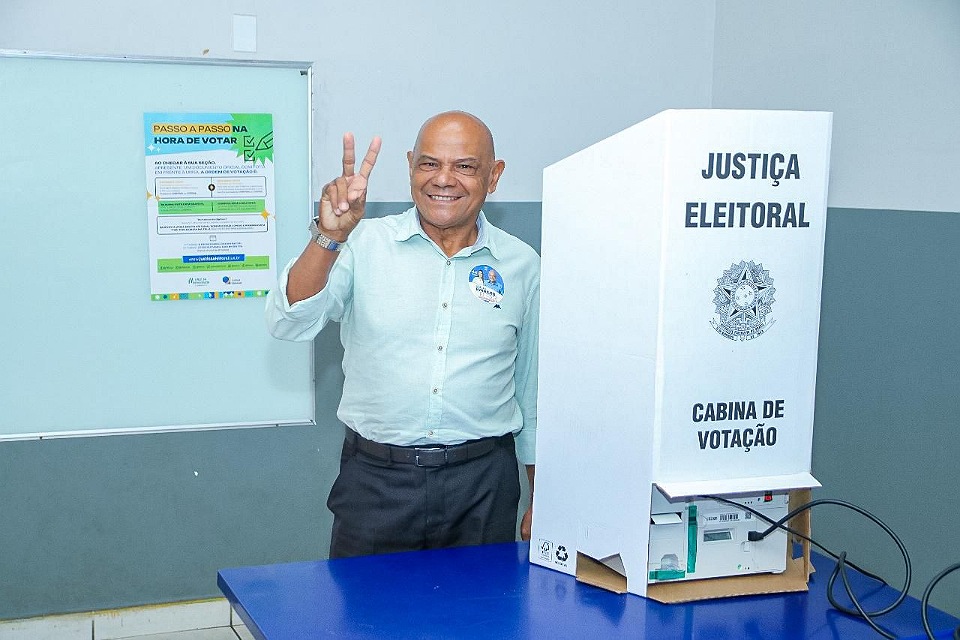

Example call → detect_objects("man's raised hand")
317 133 382 241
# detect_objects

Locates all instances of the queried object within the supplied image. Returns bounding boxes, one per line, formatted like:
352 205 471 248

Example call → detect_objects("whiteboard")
0 52 315 439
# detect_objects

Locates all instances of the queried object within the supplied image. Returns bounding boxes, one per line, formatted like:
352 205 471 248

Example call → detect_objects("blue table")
218 542 958 639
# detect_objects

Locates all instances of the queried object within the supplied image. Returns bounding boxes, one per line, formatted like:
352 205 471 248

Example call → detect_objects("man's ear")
487 160 506 194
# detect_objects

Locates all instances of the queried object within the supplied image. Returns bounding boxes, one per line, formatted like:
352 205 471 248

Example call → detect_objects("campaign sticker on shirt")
469 265 504 307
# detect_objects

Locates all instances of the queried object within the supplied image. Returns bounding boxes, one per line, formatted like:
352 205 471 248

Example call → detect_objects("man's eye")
456 164 478 175
419 161 439 170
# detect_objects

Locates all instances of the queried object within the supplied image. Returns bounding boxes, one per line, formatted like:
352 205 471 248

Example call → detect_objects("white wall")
4 1 957 210
0 0 717 201
712 0 960 213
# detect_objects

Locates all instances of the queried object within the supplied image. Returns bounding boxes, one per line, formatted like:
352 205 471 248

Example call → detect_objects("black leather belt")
345 429 512 467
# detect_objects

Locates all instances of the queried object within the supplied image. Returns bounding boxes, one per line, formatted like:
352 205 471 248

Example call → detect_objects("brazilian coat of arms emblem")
711 260 776 341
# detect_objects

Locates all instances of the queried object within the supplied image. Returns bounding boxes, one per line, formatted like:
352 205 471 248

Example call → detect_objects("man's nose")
432 165 456 187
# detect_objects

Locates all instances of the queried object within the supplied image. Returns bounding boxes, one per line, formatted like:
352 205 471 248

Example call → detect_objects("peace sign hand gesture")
317 133 382 241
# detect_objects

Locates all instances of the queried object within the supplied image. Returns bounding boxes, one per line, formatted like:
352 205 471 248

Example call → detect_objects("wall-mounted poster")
144 112 276 301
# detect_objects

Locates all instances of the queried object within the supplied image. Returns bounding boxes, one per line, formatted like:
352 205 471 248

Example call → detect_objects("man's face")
407 114 504 237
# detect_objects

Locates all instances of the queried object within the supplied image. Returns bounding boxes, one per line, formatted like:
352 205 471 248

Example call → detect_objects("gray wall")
0 426 334 615
813 208 960 615
2 0 959 621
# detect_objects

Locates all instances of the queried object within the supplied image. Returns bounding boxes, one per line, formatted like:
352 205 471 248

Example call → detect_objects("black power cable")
703 495 889 583
920 562 960 640
831 551 897 639
702 495 911 638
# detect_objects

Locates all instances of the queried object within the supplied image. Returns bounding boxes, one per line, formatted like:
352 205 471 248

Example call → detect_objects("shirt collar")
394 206 501 260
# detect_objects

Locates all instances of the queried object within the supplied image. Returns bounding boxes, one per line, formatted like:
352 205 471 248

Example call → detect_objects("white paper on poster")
144 112 277 302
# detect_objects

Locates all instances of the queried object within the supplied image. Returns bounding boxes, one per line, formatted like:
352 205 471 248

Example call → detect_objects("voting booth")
530 109 832 600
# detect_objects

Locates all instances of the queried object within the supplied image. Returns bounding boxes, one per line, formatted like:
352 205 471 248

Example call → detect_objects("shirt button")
432 388 439 394
442 302 448 309
428 430 434 436
446 260 451 266
437 345 444 351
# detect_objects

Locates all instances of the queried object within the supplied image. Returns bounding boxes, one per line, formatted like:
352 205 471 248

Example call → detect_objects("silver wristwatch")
309 217 345 252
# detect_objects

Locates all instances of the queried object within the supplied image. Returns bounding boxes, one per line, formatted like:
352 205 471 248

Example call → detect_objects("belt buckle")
414 446 447 467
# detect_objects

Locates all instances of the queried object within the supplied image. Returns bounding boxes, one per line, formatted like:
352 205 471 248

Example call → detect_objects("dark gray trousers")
327 430 521 558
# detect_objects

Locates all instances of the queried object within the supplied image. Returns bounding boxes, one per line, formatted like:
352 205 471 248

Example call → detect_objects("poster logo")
711 260 776 341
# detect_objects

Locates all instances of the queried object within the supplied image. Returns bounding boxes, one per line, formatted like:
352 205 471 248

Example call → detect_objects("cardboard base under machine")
574 490 814 604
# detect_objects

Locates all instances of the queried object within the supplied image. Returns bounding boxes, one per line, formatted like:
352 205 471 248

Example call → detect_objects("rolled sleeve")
265 251 353 342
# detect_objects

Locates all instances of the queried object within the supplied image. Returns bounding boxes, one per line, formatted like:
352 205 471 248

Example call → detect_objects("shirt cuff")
514 422 537 465
272 258 332 317
265 258 336 341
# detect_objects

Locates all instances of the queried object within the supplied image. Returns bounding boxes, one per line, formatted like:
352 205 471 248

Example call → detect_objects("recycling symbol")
555 545 569 562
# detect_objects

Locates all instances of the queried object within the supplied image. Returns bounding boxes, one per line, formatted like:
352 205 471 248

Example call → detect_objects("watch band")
314 231 344 252
309 217 345 252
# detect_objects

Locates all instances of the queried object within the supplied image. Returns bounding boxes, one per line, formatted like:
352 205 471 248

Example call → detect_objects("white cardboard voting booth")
530 109 832 600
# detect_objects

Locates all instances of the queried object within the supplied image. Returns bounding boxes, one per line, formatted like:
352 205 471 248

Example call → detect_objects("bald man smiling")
267 111 539 558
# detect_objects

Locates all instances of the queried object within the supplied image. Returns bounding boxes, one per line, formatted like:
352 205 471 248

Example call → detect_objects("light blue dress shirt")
266 207 540 464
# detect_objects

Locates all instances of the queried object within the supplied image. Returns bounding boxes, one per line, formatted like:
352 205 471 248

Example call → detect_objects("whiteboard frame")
0 50 317 441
